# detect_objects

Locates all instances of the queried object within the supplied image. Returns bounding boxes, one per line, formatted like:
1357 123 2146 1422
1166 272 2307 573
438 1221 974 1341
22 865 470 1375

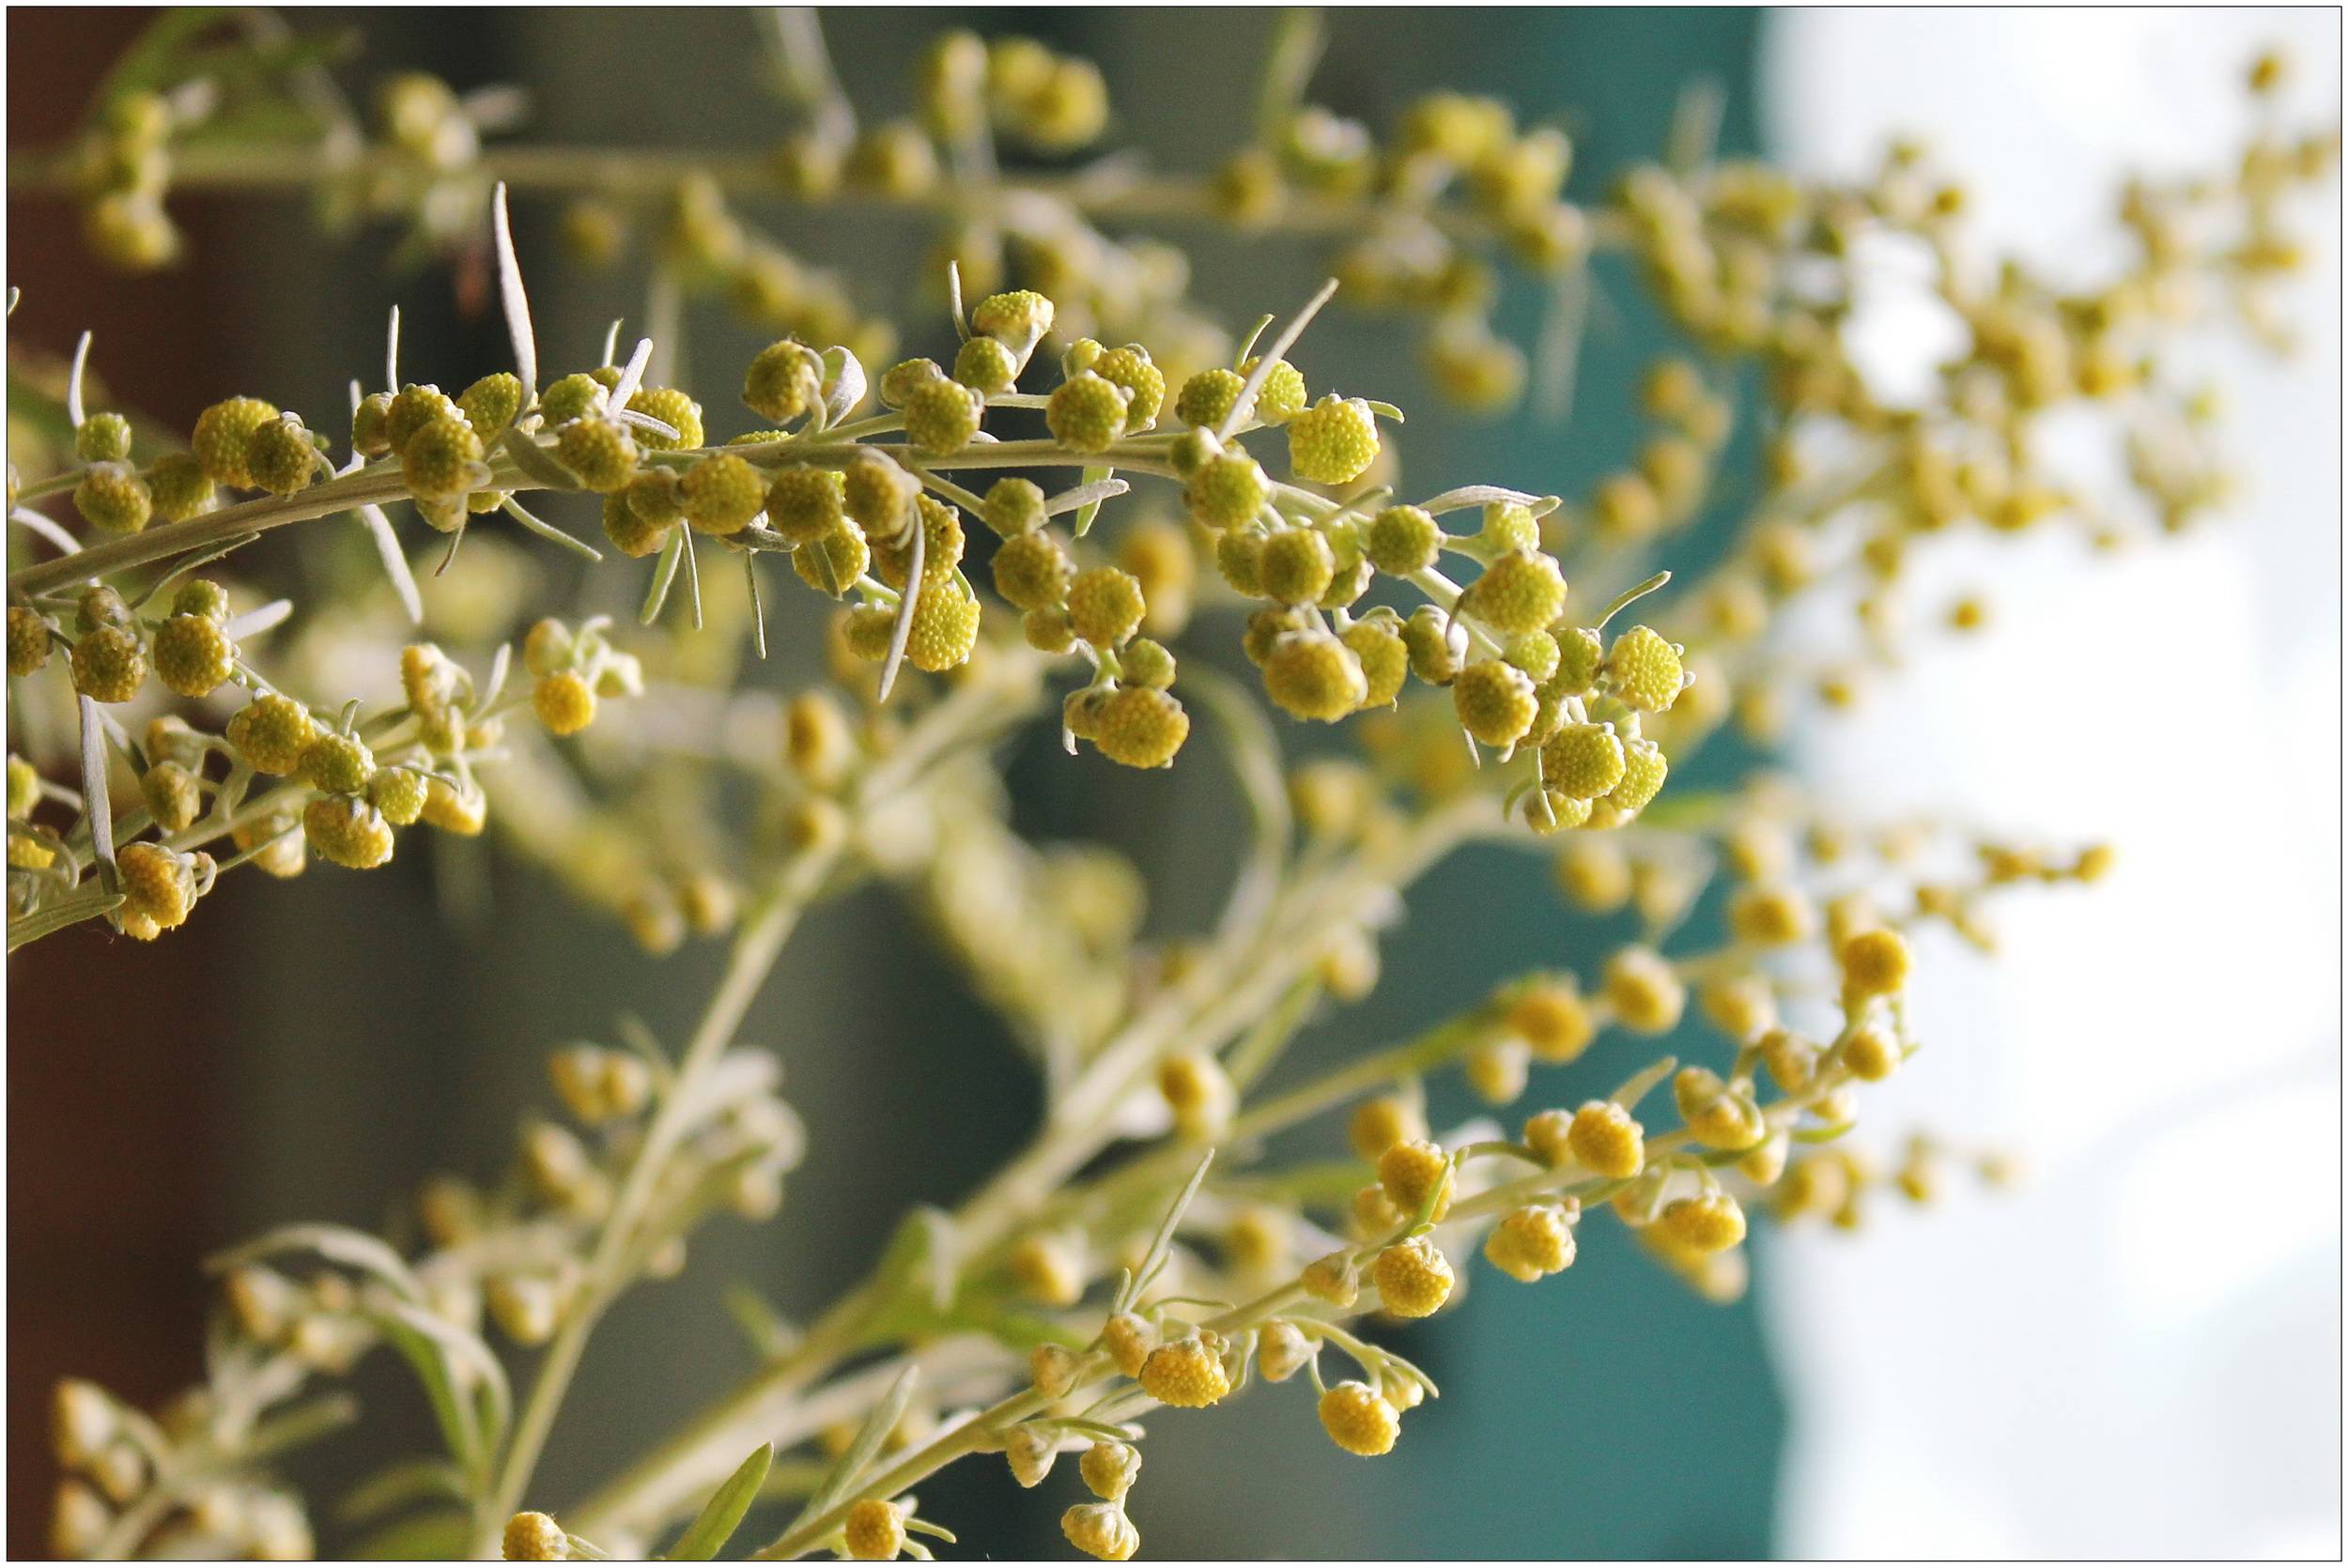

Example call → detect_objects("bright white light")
1758 7 2341 1558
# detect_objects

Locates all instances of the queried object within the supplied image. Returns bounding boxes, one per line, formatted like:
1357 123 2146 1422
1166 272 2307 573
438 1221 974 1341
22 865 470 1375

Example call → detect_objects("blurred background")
8 7 2338 1560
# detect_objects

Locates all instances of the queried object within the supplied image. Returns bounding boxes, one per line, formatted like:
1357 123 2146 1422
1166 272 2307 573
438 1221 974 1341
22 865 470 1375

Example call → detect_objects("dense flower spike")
4 21 2325 1564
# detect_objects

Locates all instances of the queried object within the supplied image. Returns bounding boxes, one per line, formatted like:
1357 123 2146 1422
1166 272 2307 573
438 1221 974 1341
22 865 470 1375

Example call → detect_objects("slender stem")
479 838 843 1545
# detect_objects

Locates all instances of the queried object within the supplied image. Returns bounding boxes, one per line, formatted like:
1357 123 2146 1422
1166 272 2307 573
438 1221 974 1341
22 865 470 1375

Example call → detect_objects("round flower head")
904 578 982 673
1371 1235 1455 1317
9 608 54 677
1603 945 1684 1033
298 730 374 795
744 340 824 423
70 625 146 703
1138 1335 1231 1407
904 376 985 455
1659 1192 1747 1254
981 476 1047 538
992 530 1074 612
405 416 486 501
1344 618 1410 707
1485 1204 1577 1282
1839 1023 1902 1082
1090 686 1190 769
140 761 202 832
150 613 235 698
1172 366 1243 433
74 411 133 464
534 373 607 427
1065 567 1146 648
624 380 707 450
1237 355 1308 423
302 794 394 870
1365 504 1442 575
1550 625 1604 696
842 1497 905 1561
244 416 321 497
1318 1380 1401 1456
1061 1502 1138 1562
1184 452 1269 530
1348 1095 1426 1162
1393 606 1460 687
502 1511 566 1561
1029 1343 1081 1399
191 396 279 487
1461 550 1567 636
1120 638 1176 690
842 605 897 665
73 463 151 534
1676 1067 1767 1149
1045 371 1131 455
765 466 844 546
1006 1423 1058 1489
116 841 206 931
368 767 430 827
597 491 666 558
1473 497 1540 558
951 334 1021 395
455 372 523 439
226 810 304 880
883 357 944 410
872 496 964 590
1302 1250 1360 1307
1288 395 1381 484
1540 723 1626 799
147 453 215 523
1608 736 1668 814
1262 631 1367 721
225 695 317 776
843 452 919 539
171 579 230 621
554 417 638 495
1452 658 1537 747
1506 978 1594 1062
385 384 465 456
1259 529 1336 606
1521 1108 1574 1169
1079 1440 1140 1501
421 776 487 837
794 523 870 598
1838 927 1911 999
1606 624 1685 712
970 288 1055 349
534 670 598 735
1377 1139 1453 1222
1101 1311 1156 1377
1567 1099 1645 1179
679 453 765 535
1091 346 1165 431
1011 1234 1085 1307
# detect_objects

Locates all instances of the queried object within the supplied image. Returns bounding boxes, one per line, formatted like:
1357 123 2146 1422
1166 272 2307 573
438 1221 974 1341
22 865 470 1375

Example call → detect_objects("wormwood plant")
9 11 2334 1560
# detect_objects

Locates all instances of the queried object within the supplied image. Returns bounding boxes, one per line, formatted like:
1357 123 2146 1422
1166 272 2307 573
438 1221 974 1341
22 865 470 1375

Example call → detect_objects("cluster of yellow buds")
50 1379 312 1560
67 89 188 270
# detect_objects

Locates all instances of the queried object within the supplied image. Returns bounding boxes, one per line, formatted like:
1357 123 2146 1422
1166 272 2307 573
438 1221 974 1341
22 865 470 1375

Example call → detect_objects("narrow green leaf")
1071 464 1113 537
788 1365 919 1536
641 530 684 624
1132 1151 1214 1303
666 1442 773 1560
